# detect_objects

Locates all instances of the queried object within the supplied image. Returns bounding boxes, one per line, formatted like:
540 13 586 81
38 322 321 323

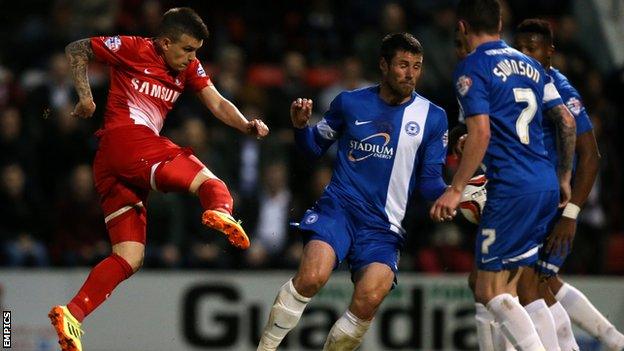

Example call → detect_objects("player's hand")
71 99 96 119
430 186 461 222
245 119 269 139
545 216 576 257
291 98 313 129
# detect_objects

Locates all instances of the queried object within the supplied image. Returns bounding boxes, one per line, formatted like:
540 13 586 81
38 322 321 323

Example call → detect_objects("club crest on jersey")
304 213 318 224
456 75 472 96
566 97 583 116
104 36 122 52
197 63 207 77
348 133 394 162
404 121 420 136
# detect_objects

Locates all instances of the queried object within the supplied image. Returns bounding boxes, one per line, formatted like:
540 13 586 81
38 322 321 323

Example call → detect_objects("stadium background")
0 0 623 350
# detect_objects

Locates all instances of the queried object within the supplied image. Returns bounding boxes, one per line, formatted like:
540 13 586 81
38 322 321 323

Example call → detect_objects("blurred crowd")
1 0 623 274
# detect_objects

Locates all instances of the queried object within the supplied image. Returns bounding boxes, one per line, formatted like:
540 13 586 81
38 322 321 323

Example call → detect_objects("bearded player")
257 33 449 351
48 7 269 351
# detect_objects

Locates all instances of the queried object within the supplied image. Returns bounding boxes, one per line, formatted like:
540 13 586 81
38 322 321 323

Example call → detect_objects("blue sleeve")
562 93 593 136
293 126 335 159
455 60 490 118
293 93 345 159
418 164 448 201
418 109 449 201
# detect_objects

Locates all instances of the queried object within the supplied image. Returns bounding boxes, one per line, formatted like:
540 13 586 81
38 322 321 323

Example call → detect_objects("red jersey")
90 35 212 134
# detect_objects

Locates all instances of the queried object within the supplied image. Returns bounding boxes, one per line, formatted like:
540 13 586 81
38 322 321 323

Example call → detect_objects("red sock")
66 254 133 322
198 178 233 215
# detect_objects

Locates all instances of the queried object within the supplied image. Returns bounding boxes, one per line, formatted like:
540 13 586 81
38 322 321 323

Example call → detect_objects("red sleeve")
185 59 212 92
90 36 141 67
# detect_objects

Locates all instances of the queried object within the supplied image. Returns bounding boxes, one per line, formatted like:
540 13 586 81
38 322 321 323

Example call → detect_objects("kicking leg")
257 240 336 351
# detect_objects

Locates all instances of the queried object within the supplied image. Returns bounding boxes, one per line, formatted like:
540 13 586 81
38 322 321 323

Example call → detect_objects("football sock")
549 301 579 351
525 299 561 351
487 293 545 351
323 309 371 351
66 254 133 322
257 279 311 351
198 178 233 215
475 303 497 351
556 283 624 350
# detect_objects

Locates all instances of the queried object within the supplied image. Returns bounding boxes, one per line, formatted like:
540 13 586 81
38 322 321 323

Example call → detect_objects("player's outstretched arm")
197 85 269 138
430 115 489 222
546 104 577 207
65 39 96 118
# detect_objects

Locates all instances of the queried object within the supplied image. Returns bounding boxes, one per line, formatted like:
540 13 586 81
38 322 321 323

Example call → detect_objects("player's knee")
473 285 495 305
153 154 204 193
293 272 329 297
354 287 388 310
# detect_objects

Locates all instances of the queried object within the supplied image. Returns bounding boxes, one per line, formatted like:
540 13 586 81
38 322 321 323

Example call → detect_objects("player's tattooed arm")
547 104 576 173
65 39 95 102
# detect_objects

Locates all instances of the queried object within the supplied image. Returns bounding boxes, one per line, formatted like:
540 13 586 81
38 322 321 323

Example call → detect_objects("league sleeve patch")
456 75 472 96
196 63 207 77
103 36 122 52
565 97 583 116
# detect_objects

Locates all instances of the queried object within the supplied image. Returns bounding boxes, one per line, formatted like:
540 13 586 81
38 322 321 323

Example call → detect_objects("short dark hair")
380 32 423 64
158 7 209 41
456 0 501 35
517 19 554 45
448 123 468 155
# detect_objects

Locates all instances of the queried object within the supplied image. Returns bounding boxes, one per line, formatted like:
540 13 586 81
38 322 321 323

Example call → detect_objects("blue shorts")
536 209 567 277
476 190 559 271
297 194 403 282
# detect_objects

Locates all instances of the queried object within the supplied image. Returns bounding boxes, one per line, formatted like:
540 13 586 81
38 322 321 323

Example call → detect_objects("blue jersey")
301 86 448 235
454 40 563 196
542 67 594 169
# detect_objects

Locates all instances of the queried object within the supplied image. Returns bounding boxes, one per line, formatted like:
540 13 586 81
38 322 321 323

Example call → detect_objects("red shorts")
93 125 204 244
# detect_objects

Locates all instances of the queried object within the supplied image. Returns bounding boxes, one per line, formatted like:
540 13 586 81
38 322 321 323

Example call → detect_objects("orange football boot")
48 305 83 351
202 210 250 249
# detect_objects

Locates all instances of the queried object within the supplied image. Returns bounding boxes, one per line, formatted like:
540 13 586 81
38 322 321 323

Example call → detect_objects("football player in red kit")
48 7 269 351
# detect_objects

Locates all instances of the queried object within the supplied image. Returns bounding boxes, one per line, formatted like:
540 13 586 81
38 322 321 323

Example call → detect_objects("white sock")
257 279 311 351
475 303 497 351
487 293 545 351
556 283 624 350
493 321 517 350
549 302 579 351
323 310 371 351
524 299 561 351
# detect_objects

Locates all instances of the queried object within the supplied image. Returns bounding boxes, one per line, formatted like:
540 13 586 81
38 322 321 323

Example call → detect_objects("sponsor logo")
104 36 122 52
348 133 394 162
355 120 373 126
404 121 420 136
456 75 472 96
131 78 181 103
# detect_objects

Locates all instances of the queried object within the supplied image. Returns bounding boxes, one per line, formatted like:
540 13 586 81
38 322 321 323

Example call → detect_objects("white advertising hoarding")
0 270 622 350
